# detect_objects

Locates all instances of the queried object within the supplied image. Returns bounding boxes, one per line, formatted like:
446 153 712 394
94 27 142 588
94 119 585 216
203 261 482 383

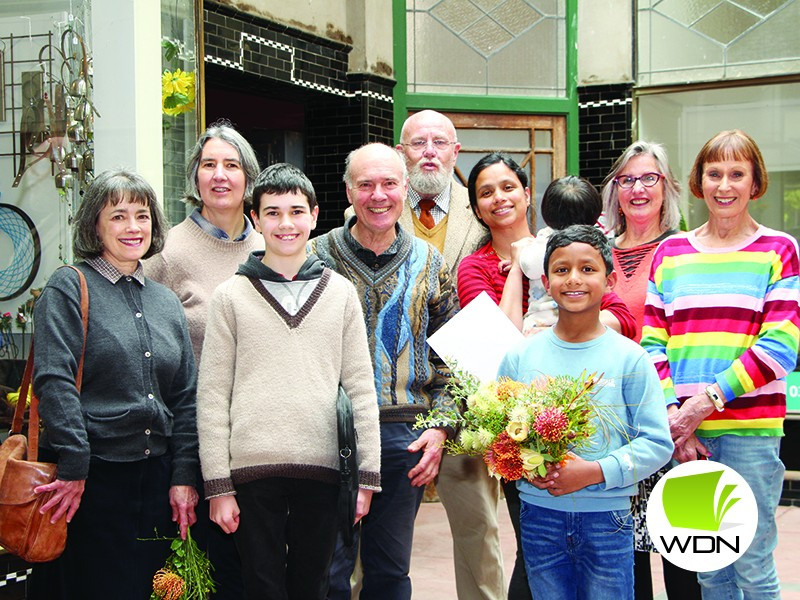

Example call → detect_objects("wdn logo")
646 461 757 572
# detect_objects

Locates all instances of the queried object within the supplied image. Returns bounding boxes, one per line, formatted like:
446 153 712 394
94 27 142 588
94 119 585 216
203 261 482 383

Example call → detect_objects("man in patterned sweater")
310 143 456 600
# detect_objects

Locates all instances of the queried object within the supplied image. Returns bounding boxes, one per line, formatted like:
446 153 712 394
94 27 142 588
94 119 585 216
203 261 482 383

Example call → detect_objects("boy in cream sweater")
197 163 380 600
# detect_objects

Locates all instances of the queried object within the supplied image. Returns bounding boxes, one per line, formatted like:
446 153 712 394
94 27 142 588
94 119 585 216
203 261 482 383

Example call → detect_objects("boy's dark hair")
541 176 601 230
252 163 317 213
467 153 529 230
543 224 613 276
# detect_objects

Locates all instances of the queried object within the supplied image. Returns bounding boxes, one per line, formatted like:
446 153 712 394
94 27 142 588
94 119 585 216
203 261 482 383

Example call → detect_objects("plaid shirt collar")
86 256 146 285
407 184 451 216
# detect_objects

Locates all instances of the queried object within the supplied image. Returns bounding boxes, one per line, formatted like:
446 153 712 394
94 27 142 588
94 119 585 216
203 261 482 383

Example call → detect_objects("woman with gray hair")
601 141 700 600
144 120 261 598
144 119 263 362
601 140 681 342
29 169 198 599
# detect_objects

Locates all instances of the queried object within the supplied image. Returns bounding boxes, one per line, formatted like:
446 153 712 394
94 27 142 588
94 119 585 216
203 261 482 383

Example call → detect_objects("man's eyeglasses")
402 139 456 151
614 173 663 189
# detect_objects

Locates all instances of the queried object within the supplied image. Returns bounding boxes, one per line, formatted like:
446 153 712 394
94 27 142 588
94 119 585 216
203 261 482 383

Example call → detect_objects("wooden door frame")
442 112 566 187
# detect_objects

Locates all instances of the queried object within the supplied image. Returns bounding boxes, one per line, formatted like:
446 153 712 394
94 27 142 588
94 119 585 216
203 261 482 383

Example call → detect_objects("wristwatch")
704 386 725 412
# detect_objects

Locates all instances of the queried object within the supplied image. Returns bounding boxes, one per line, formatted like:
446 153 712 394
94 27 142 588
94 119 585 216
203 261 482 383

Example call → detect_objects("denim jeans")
327 423 426 600
696 435 784 600
520 502 634 600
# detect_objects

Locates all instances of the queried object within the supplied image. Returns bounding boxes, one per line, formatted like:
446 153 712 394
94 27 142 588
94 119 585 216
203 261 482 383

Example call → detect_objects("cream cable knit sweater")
143 217 264 363
197 268 381 498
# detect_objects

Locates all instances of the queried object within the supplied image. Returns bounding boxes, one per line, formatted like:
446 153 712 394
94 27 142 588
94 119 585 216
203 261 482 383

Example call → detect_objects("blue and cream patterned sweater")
310 219 457 422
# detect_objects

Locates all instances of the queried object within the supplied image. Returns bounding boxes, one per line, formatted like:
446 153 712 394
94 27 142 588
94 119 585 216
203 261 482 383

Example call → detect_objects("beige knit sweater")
197 269 381 498
143 217 264 363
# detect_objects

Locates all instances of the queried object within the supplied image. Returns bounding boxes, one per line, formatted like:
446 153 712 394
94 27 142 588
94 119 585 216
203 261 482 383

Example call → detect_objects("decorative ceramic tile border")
578 97 632 109
0 568 32 587
577 84 633 187
205 32 393 104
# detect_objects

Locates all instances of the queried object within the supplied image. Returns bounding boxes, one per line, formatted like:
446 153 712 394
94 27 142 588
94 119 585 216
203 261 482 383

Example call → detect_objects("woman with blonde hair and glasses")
602 141 700 599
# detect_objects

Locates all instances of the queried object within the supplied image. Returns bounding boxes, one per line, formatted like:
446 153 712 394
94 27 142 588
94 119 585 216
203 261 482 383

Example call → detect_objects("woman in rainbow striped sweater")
641 129 800 600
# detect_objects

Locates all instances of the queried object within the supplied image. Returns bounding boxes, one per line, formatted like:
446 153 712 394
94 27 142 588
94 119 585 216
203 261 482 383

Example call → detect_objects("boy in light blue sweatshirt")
497 224 673 600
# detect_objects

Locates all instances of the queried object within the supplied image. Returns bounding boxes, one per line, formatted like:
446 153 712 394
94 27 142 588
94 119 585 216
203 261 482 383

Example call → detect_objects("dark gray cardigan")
32 263 198 486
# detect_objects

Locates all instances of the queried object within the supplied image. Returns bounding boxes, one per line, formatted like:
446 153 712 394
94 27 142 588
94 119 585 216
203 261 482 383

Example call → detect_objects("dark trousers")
634 548 702 599
189 464 244 600
234 477 339 600
28 454 173 600
503 479 533 600
328 423 426 600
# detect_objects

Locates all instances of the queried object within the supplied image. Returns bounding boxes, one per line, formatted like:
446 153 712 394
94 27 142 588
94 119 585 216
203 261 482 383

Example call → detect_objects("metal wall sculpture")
7 27 97 194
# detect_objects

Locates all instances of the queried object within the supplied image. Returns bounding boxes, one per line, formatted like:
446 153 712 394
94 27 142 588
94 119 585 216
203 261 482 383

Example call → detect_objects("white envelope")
427 291 525 382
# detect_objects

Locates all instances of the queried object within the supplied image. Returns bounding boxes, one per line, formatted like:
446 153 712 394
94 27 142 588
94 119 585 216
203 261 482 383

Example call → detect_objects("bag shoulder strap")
13 265 89 462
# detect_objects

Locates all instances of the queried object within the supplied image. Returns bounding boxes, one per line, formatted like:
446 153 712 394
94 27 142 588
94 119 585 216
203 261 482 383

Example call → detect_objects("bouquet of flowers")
149 527 215 600
416 369 602 481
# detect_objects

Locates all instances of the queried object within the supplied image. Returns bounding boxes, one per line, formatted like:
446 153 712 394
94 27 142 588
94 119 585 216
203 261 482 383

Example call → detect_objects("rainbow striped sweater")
641 227 800 437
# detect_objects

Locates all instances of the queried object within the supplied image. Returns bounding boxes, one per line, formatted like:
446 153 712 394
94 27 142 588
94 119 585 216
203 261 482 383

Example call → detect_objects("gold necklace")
491 245 509 261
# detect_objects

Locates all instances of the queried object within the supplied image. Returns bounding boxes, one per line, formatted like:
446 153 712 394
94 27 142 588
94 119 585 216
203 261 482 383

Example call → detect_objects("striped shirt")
641 227 800 437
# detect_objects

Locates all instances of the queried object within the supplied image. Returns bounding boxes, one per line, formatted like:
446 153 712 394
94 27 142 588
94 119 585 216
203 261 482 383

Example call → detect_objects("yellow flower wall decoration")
161 68 196 116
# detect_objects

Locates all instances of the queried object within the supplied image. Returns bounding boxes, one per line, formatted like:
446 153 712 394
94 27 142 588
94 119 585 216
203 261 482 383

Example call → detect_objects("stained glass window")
407 0 566 96
637 0 800 85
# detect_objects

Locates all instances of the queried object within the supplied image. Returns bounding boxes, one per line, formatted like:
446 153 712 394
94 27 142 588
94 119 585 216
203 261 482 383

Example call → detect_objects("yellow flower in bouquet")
415 368 602 481
505 421 529 442
476 427 496 450
520 448 545 471
458 429 478 451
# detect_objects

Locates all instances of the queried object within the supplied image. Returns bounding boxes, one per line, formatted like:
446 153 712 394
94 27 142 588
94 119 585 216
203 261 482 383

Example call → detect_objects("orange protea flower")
496 379 526 403
533 407 570 442
153 569 185 600
485 431 524 480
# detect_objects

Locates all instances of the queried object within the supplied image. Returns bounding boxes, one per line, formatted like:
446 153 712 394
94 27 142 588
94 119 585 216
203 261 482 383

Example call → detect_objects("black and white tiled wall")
0 554 31 599
203 2 395 233
577 84 633 190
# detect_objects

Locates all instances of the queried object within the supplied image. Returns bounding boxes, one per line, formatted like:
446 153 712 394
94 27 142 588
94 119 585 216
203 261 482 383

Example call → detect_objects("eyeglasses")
401 139 456 151
613 173 663 189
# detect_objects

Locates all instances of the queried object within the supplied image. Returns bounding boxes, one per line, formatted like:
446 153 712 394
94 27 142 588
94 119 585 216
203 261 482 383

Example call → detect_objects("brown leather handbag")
0 266 88 562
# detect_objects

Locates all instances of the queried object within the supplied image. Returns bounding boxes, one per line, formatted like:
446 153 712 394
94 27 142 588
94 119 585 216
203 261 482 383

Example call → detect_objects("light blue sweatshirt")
497 327 673 512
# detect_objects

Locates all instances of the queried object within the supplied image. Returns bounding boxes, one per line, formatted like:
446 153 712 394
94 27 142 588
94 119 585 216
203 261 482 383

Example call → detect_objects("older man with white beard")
398 111 505 600
395 110 486 286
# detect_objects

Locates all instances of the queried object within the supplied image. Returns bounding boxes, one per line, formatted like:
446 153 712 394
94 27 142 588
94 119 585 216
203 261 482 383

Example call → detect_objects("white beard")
409 165 453 196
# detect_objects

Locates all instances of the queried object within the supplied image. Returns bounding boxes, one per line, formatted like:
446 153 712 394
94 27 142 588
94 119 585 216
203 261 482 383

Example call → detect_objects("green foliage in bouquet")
149 527 216 600
415 368 602 481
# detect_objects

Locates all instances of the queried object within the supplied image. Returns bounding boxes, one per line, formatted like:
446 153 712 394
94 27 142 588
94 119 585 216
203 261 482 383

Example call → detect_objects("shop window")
637 0 800 86
638 82 800 240
161 0 199 225
0 2 91 366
